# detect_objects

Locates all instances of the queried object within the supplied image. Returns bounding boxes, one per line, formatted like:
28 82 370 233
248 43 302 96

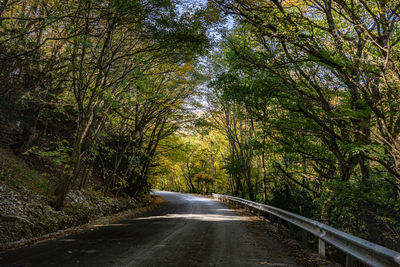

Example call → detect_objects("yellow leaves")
329 96 342 108
281 0 307 9
243 0 307 14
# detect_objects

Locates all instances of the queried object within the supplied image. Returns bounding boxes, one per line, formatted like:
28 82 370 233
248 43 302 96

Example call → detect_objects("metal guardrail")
212 193 400 267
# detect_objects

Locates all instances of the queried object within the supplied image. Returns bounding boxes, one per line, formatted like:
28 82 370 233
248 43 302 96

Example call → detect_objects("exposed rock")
0 184 146 249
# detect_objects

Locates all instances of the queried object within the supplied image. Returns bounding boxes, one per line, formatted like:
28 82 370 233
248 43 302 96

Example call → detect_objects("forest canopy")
154 0 400 251
0 0 399 252
0 0 211 209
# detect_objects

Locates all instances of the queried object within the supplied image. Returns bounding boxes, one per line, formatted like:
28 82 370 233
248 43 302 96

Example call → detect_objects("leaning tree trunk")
53 147 82 210
261 151 267 203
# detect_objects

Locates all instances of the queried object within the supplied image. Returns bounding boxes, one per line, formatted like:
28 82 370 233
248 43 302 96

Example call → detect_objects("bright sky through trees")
1 0 399 259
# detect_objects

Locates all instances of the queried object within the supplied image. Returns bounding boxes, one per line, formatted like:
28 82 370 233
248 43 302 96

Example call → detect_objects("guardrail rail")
212 194 400 267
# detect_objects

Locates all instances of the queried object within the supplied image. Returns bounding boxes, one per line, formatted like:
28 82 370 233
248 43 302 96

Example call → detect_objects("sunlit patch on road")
0 192 299 266
131 213 248 222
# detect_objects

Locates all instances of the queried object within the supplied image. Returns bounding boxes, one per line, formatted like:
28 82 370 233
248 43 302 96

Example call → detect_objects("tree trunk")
261 151 267 203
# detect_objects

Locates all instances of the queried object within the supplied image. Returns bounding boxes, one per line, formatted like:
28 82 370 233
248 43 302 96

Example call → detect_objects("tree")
49 0 210 209
0 0 210 210
208 0 400 247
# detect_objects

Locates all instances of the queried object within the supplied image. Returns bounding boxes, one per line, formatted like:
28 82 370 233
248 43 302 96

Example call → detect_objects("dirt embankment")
0 184 162 252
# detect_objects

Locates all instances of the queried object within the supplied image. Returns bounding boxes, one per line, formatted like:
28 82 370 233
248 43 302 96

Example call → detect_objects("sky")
174 0 236 112
175 0 235 42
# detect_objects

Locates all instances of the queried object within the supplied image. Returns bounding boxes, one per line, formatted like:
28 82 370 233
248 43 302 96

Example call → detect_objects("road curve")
0 191 300 266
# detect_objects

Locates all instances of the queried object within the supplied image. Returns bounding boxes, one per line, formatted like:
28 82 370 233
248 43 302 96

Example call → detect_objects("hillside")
0 146 154 251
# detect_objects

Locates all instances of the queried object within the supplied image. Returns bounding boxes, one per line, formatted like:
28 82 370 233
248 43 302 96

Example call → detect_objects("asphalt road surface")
0 191 300 267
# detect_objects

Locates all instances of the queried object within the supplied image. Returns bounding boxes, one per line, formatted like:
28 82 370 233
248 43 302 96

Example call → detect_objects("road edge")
0 195 164 253
215 199 341 267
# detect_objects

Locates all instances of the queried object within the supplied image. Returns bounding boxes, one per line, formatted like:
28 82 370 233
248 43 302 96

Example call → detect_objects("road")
0 191 300 266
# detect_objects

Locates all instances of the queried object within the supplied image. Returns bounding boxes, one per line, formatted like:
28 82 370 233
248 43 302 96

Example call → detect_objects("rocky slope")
0 184 152 251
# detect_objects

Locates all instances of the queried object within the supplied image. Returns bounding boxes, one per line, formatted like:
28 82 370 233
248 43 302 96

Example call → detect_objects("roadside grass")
0 147 53 198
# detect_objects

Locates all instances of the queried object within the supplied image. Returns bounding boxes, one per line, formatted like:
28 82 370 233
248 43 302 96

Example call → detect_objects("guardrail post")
345 255 356 267
289 224 295 238
318 238 325 259
269 214 274 223
277 218 282 232
217 195 400 266
302 230 308 247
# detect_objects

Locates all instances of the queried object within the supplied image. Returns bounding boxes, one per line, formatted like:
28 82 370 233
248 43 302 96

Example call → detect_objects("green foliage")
2 0 399 252
0 148 53 197
0 0 212 209
201 0 400 250
35 140 72 166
